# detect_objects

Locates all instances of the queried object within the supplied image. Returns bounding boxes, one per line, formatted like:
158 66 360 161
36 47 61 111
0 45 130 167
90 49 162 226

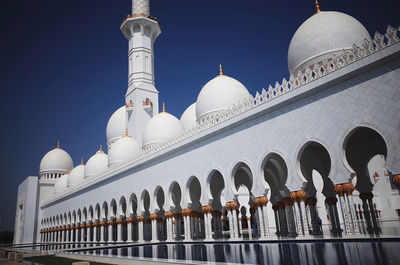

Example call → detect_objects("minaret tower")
120 0 161 145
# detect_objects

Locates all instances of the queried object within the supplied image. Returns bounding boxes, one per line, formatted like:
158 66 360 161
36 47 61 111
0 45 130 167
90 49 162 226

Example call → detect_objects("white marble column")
117 220 123 243
343 183 360 234
171 218 175 240
247 217 252 239
65 228 70 249
227 210 234 239
75 226 80 243
93 224 98 243
87 224 92 243
335 184 352 234
293 202 303 235
232 208 239 239
206 212 213 240
339 195 351 233
81 224 85 243
165 218 171 241
138 217 144 242
238 217 243 237
165 212 173 241
127 218 133 242
100 224 105 243
346 194 360 234
261 204 270 237
257 207 265 238
108 222 113 242
183 212 191 241
299 201 309 236
150 214 158 242
61 228 65 244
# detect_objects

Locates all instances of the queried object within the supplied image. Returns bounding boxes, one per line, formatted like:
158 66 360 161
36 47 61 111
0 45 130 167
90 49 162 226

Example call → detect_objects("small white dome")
142 111 184 148
106 106 127 147
39 146 74 176
196 74 250 121
108 136 141 166
67 164 85 187
288 11 371 74
84 148 108 179
54 173 69 193
180 103 197 130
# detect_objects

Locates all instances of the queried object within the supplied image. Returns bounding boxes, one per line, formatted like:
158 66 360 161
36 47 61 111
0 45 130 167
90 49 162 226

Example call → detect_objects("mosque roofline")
41 33 400 208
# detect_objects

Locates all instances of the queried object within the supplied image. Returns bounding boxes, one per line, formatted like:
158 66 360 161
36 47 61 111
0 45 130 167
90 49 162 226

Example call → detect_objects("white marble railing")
48 25 400 201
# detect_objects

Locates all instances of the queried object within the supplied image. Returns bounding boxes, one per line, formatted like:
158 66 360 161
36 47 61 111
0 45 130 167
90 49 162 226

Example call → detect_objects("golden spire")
99 145 103 153
81 157 84 165
219 64 223 76
125 128 129 136
57 140 60 149
162 102 166 113
315 0 321 13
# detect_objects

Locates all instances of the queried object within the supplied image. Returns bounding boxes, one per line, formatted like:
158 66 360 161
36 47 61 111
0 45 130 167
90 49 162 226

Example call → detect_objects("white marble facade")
14 0 400 247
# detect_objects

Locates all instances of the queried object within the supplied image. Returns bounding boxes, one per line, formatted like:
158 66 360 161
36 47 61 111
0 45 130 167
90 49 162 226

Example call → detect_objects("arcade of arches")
39 127 400 249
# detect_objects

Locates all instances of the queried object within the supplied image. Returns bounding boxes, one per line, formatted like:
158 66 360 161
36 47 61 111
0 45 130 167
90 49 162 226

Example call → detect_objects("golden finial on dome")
162 102 166 113
81 157 84 165
57 140 60 149
315 0 321 13
99 145 103 153
125 128 129 136
219 64 223 76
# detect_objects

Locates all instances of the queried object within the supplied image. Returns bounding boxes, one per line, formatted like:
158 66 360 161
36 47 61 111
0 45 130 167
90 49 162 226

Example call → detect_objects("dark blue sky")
0 0 398 231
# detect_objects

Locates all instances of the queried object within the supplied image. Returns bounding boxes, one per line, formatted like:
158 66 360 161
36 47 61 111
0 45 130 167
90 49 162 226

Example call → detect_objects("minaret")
121 0 161 145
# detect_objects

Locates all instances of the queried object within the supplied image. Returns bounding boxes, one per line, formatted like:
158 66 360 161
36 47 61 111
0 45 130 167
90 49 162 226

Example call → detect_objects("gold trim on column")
334 184 344 197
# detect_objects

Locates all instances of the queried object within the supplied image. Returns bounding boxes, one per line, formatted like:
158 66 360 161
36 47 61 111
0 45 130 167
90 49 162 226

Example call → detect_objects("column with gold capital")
343 183 360 234
290 192 302 235
126 217 133 242
107 219 114 242
150 214 158 242
137 216 145 242
182 209 191 241
116 218 124 242
335 184 351 234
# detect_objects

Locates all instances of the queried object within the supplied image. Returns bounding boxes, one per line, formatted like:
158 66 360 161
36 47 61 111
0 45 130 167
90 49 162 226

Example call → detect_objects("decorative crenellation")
47 25 400 201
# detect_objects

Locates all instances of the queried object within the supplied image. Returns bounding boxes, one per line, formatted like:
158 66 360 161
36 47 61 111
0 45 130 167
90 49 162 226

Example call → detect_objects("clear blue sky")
0 0 398 231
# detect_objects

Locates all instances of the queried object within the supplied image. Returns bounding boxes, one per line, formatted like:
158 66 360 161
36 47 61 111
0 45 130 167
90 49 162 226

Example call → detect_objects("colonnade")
39 182 381 251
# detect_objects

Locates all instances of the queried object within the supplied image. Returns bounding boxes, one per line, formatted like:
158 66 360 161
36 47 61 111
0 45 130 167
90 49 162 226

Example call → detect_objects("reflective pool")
74 241 400 265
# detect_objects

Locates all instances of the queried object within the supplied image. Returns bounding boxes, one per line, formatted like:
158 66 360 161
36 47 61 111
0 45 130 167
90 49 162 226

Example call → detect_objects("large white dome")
67 163 85 187
54 173 69 193
196 74 250 121
106 106 127 147
39 146 74 176
180 103 197 130
84 147 108 179
108 136 141 166
288 11 371 74
142 111 184 148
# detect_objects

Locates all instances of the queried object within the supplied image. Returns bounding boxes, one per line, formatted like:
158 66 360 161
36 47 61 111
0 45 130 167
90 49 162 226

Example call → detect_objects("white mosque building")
13 0 400 247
